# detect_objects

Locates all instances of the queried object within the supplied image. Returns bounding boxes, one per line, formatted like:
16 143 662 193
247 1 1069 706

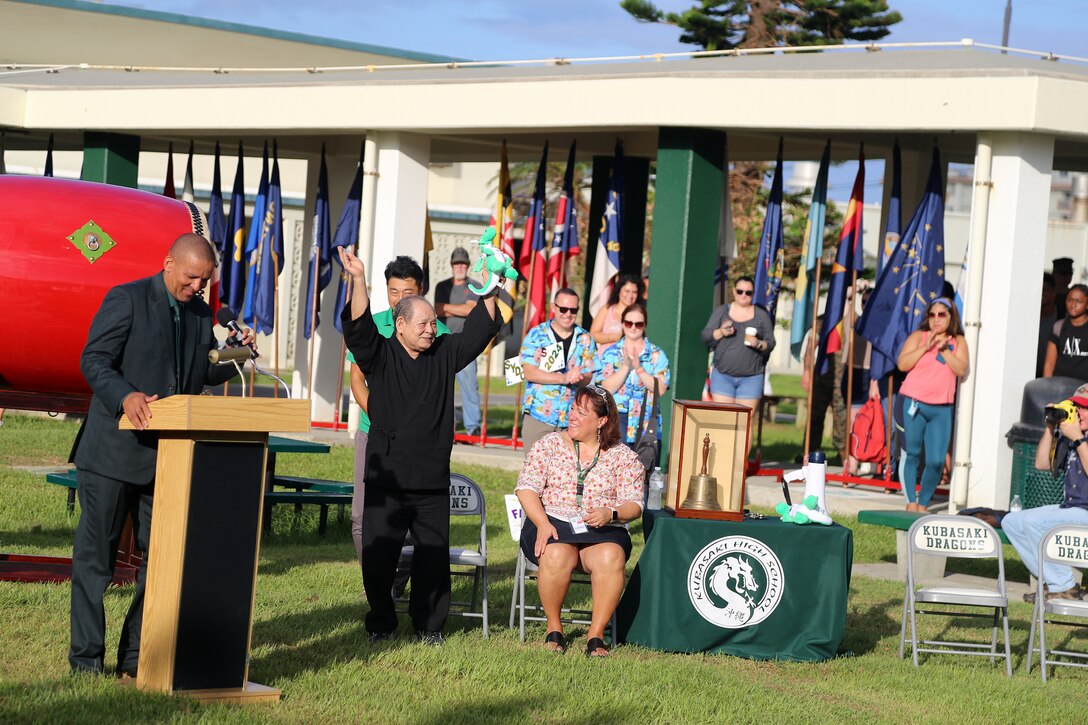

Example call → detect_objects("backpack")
850 397 887 463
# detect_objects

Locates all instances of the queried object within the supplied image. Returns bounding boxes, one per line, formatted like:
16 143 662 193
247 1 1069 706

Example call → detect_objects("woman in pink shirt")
515 385 644 657
896 298 969 512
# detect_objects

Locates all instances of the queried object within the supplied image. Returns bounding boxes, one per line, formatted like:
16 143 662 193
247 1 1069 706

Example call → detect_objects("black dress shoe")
417 630 445 647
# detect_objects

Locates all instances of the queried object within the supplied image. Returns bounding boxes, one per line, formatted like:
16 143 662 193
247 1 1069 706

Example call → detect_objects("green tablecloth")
268 436 330 454
617 510 853 662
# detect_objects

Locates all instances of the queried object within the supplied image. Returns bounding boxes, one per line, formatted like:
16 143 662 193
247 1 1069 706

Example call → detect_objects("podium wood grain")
120 396 307 704
138 437 195 692
119 396 310 432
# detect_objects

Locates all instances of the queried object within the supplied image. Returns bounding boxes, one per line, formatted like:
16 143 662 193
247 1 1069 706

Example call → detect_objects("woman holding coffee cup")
701 275 776 412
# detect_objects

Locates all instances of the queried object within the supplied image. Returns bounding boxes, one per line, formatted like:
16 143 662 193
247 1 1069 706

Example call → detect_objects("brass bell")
682 433 721 511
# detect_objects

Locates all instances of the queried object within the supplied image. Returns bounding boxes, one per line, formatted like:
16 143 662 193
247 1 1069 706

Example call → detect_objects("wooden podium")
119 395 310 703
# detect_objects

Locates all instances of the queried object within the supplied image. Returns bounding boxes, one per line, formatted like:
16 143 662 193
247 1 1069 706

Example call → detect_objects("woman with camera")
896 298 969 511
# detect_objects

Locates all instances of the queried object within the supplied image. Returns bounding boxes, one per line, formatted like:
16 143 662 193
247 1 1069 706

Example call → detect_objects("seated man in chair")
514 385 644 657
1004 383 1088 603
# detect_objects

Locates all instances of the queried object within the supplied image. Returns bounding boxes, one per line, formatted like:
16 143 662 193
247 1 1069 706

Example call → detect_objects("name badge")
570 516 588 534
504 356 524 385
541 342 565 373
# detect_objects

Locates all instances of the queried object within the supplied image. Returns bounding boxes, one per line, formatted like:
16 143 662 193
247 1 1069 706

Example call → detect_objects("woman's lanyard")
573 441 600 508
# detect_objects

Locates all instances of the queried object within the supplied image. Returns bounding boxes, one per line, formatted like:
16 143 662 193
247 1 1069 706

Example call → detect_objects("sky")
106 0 1088 62
95 0 1087 202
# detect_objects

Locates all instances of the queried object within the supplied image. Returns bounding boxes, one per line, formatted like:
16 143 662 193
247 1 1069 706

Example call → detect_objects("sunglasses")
623 319 646 329
928 311 949 319
584 384 610 400
554 305 579 315
735 289 754 297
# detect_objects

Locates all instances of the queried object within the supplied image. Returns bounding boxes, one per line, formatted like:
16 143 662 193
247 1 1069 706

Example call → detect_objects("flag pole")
885 377 894 481
803 258 824 459
334 338 347 431
273 276 280 398
306 249 321 401
844 271 858 471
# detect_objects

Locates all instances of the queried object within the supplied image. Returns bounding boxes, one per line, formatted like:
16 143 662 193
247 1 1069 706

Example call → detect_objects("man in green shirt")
348 256 449 580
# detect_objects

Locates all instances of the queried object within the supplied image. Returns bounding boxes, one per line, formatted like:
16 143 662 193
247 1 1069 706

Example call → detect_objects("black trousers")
69 469 153 673
360 486 450 634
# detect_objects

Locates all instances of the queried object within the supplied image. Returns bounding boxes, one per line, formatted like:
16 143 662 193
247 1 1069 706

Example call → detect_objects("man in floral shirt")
520 288 599 448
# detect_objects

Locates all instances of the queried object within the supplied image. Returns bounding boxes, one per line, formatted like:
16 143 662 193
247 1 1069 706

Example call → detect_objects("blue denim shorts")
709 369 764 399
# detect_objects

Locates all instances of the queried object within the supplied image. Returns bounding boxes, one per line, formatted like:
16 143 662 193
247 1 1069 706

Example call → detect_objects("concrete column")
647 127 725 462
290 147 365 425
966 132 1055 509
370 132 431 311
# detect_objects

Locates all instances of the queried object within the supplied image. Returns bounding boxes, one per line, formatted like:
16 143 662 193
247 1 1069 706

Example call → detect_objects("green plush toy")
468 226 519 296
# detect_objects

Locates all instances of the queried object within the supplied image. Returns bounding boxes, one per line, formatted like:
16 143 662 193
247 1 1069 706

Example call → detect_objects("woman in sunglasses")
595 302 670 446
896 298 969 511
701 276 775 411
515 385 645 657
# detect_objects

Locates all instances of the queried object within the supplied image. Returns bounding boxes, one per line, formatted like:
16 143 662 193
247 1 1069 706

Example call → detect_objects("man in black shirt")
338 245 501 645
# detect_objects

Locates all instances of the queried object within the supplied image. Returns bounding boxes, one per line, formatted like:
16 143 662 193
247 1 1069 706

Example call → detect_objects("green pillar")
647 127 725 463
81 132 140 187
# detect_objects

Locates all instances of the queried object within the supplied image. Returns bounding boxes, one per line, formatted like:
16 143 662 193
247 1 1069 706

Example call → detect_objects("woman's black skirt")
519 514 633 566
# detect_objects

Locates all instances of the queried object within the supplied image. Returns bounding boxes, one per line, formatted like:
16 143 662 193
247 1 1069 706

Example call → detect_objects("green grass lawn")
1 414 1085 723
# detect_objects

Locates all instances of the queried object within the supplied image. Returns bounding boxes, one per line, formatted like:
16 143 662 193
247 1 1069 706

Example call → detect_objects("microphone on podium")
208 346 254 364
215 306 257 359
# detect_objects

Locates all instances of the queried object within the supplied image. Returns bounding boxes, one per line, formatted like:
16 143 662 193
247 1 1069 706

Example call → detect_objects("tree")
621 0 900 285
620 1 902 50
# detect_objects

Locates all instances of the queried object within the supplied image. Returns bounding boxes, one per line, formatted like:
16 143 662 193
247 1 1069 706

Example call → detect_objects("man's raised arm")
338 246 370 320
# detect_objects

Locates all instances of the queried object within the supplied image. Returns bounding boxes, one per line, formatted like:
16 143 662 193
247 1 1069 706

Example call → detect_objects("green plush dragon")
468 226 519 296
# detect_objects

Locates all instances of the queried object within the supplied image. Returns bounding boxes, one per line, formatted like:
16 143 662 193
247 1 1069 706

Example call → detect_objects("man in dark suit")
68 233 252 676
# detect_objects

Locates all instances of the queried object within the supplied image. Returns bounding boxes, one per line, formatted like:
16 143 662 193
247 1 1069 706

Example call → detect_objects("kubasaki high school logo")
687 536 784 629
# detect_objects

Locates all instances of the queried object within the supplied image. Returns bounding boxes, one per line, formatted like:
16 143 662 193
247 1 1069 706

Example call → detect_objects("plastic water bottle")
647 467 665 510
1009 495 1023 512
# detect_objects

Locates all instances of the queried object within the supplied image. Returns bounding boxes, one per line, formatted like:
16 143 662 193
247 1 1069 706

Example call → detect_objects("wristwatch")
610 507 618 523
1075 438 1086 450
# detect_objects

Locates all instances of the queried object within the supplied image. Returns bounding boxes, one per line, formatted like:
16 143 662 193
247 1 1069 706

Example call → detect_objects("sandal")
585 637 610 658
544 630 566 654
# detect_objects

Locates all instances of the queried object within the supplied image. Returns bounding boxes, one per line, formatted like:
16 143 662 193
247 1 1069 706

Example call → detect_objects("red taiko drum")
0 176 208 410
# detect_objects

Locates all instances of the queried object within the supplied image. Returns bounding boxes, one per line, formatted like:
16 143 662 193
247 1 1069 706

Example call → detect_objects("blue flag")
816 149 865 375
870 142 902 380
304 146 332 339
221 143 247 315
879 142 902 275
790 141 831 361
332 146 365 333
206 143 227 314
754 139 784 320
242 142 269 327
858 147 946 377
252 142 284 335
589 140 624 319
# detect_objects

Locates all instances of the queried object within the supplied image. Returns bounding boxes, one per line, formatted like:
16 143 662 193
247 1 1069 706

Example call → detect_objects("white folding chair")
1026 524 1088 681
505 495 615 644
898 514 1012 676
396 473 489 637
